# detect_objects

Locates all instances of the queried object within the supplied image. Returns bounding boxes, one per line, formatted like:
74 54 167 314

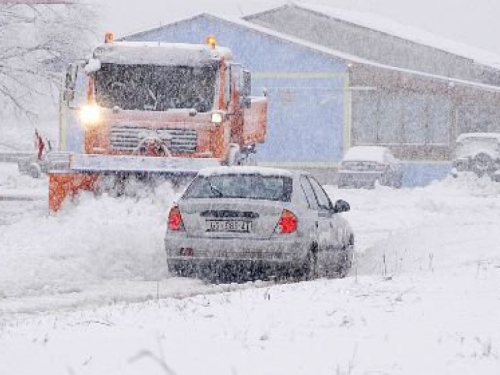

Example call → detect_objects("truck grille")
109 126 198 153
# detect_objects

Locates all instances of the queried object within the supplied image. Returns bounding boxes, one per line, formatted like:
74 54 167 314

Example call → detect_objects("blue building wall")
124 15 348 163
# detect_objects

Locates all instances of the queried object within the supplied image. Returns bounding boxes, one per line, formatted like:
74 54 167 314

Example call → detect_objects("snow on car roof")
92 41 231 66
198 166 294 177
342 146 390 163
456 132 500 143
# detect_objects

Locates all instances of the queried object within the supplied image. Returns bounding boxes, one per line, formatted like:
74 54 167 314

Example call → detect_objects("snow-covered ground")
1 162 500 374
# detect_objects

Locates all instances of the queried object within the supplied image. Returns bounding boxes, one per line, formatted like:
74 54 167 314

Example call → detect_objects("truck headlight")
211 112 223 124
80 105 101 126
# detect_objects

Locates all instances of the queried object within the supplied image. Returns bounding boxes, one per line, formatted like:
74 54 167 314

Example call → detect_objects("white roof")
198 166 294 177
456 133 500 143
203 14 500 94
297 3 500 70
93 41 231 66
343 146 390 163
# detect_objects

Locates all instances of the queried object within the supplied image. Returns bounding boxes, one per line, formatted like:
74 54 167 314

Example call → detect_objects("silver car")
338 146 404 188
165 166 354 282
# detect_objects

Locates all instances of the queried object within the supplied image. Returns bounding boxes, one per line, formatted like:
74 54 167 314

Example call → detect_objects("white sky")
90 0 500 54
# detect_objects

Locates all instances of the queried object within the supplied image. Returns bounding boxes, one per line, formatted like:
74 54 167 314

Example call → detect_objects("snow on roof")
197 14 500 94
343 146 390 163
92 41 231 66
295 3 500 70
456 132 500 143
198 166 294 177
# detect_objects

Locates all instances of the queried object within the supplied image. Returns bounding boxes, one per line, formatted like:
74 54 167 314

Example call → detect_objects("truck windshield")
94 63 217 112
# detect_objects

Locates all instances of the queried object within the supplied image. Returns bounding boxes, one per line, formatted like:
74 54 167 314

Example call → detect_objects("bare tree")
0 2 97 118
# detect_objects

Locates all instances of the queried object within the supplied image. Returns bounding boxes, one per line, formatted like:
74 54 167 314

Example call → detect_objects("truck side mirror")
239 70 252 108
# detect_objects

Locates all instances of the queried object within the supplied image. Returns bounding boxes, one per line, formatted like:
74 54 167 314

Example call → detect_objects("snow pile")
0 180 184 309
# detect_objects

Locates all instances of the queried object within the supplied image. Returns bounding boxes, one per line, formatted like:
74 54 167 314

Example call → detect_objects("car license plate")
206 220 252 233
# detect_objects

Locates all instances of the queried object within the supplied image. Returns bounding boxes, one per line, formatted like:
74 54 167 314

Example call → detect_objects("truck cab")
61 36 266 164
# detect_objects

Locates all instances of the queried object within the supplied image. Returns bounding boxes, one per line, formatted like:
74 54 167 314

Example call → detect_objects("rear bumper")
167 258 304 280
165 234 309 264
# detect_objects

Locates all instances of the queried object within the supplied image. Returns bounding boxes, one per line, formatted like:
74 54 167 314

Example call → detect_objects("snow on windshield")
94 63 217 112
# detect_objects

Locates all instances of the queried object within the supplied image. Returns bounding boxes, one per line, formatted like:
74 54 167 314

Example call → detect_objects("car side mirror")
333 199 350 213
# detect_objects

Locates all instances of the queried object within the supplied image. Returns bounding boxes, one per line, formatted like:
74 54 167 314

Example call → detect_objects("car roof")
456 132 500 143
342 146 390 163
197 166 297 178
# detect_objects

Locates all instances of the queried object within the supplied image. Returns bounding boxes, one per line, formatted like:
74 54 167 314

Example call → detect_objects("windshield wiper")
208 179 223 198
144 88 157 111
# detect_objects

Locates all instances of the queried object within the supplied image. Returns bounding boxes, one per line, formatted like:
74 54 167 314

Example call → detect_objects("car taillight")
276 209 298 234
168 206 185 231
375 163 386 171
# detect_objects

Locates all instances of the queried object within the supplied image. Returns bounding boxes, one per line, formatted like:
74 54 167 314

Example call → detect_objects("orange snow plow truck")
49 35 267 211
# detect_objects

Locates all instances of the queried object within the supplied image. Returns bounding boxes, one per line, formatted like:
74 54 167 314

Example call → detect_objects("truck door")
231 63 266 147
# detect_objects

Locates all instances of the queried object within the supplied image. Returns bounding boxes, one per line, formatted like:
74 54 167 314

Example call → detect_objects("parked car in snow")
451 133 500 180
165 166 354 282
337 146 404 188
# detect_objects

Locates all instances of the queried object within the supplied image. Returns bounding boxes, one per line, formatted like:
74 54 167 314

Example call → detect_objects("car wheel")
471 153 494 177
337 237 355 278
303 245 318 280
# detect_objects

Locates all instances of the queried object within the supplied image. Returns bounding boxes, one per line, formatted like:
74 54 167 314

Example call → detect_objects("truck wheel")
337 238 355 278
28 163 42 179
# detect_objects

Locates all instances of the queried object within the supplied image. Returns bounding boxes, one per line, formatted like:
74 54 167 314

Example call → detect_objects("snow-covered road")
1 161 500 374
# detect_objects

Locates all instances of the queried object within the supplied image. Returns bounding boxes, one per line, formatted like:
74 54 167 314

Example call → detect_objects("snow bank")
0 178 181 307
328 173 500 278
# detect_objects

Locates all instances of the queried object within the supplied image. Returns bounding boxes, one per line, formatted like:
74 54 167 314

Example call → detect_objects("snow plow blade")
48 153 221 212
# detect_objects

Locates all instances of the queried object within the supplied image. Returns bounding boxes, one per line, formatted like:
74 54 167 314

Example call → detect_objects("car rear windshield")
183 174 293 202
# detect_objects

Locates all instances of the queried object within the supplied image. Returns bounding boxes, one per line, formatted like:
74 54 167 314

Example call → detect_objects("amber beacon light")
206 35 217 49
104 32 114 44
